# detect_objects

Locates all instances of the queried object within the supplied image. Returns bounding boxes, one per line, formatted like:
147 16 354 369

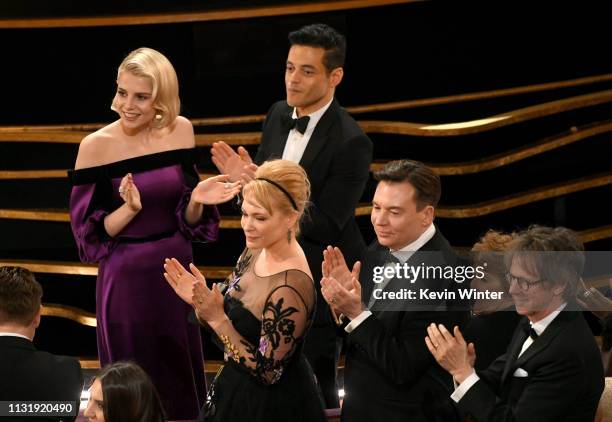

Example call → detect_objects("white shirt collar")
0 332 31 340
394 223 436 253
291 97 334 136
388 224 436 264
531 302 567 336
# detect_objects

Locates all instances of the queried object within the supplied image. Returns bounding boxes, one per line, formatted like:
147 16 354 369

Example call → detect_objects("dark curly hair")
288 23 346 72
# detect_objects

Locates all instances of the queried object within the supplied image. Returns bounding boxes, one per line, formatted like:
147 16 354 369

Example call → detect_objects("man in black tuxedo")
0 266 83 422
211 23 372 407
320 160 467 421
426 225 604 421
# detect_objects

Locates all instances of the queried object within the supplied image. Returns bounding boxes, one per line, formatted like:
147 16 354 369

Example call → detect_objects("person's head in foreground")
84 361 165 422
0 266 42 340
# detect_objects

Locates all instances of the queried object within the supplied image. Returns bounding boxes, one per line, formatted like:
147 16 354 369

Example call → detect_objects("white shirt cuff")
345 310 372 333
450 370 479 403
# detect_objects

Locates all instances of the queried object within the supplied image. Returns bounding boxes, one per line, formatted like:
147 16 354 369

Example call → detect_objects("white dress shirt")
450 302 567 402
0 331 30 340
281 97 334 163
345 224 436 333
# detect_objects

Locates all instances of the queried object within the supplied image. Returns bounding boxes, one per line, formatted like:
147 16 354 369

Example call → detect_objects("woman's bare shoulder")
280 256 313 283
74 122 119 169
167 116 195 149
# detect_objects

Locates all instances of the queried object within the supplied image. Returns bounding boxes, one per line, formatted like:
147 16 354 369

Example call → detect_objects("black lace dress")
202 249 326 422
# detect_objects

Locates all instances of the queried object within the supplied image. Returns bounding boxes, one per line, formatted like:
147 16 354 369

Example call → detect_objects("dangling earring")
287 229 292 244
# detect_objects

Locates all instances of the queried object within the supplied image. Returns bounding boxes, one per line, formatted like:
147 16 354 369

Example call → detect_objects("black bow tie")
282 114 310 135
384 250 401 265
522 322 539 340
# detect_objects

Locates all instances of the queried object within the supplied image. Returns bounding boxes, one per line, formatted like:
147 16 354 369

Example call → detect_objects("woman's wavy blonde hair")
112 47 180 129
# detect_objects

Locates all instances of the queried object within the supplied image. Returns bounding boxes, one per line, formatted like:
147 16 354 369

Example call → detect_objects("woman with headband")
165 159 325 422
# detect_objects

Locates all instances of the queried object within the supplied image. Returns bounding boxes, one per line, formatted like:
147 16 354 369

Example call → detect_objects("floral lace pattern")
240 295 300 384
219 249 315 386
221 251 252 295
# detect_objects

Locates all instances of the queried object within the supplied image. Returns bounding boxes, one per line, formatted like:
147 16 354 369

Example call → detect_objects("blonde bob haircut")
242 160 311 235
115 47 180 129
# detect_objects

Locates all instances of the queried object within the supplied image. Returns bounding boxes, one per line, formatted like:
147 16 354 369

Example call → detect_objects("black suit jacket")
255 99 373 324
464 306 522 370
457 308 604 422
0 336 83 422
342 229 469 422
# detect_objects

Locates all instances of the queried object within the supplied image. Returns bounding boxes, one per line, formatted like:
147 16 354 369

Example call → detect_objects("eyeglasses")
505 272 546 291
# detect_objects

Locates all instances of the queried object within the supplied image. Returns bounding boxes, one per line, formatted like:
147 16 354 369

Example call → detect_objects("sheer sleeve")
68 169 116 263
175 161 220 241
218 270 316 385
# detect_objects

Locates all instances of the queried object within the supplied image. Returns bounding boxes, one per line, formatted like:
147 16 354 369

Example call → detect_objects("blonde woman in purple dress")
69 47 241 420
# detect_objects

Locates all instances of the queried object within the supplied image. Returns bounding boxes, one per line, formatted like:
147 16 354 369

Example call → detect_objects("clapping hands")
211 141 257 184
118 173 141 212
320 246 364 321
164 258 226 325
190 174 241 205
425 324 476 384
322 246 361 290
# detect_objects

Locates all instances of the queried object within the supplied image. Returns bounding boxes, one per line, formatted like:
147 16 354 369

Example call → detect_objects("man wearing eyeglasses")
425 225 604 421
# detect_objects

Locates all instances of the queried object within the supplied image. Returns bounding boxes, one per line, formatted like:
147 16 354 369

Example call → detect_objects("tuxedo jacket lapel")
298 99 338 172
271 122 291 159
364 239 413 311
361 247 387 308
515 310 571 368
501 319 529 384
255 102 293 161
501 311 573 384
365 229 452 311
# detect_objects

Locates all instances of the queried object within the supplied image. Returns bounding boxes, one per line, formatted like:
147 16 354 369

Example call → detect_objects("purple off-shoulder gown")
69 148 219 420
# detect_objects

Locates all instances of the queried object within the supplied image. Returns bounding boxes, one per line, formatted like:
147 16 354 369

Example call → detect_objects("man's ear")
552 281 567 297
421 205 435 227
329 67 344 88
33 304 42 329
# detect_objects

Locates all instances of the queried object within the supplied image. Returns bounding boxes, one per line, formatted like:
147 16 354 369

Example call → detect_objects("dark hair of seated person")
97 361 165 422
